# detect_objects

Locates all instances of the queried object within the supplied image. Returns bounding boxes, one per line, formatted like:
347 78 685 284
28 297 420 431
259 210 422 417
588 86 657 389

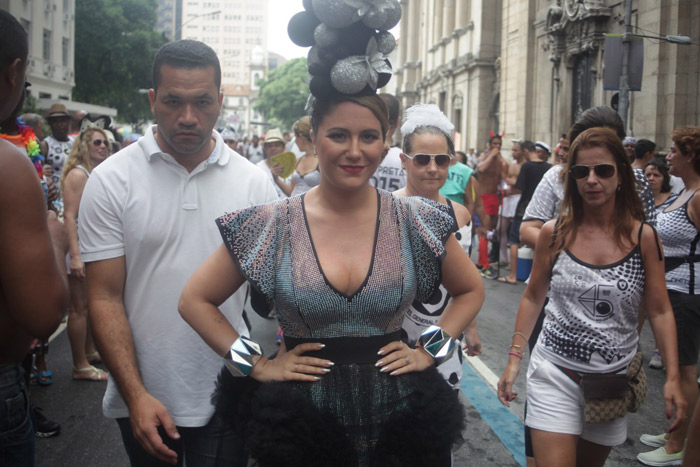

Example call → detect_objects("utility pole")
618 0 633 131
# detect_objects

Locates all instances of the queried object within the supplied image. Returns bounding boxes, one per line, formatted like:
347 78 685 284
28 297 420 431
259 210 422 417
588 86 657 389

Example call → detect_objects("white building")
2 0 116 117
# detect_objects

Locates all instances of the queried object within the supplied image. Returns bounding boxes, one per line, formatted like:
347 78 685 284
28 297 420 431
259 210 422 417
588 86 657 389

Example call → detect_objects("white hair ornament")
400 104 454 137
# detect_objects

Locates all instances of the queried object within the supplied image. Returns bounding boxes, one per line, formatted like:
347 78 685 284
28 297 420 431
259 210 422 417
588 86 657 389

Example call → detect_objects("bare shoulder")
451 201 471 228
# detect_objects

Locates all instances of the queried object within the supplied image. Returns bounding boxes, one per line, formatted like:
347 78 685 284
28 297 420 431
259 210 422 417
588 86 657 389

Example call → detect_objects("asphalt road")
31 270 692 466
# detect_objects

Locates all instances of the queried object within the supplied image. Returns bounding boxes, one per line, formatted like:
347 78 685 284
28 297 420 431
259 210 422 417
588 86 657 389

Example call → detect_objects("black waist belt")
284 331 402 365
665 255 700 273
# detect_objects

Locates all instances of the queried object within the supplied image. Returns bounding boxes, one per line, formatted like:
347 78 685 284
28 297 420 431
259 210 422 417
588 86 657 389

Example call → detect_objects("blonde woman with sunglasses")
394 104 482 390
60 126 111 381
497 127 685 466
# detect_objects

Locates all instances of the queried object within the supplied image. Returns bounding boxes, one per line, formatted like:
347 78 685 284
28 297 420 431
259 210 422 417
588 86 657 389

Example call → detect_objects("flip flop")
72 365 108 382
38 370 53 385
497 277 517 285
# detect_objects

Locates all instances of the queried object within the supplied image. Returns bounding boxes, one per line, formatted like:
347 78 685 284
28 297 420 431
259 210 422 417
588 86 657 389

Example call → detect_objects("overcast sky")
267 0 308 60
267 0 401 60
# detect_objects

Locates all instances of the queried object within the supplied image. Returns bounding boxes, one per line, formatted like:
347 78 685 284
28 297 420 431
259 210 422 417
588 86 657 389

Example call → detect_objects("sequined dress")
216 189 464 467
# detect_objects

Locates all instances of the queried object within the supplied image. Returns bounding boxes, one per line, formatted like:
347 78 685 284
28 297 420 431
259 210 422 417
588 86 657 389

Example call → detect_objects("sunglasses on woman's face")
404 153 452 168
92 139 108 147
569 164 616 180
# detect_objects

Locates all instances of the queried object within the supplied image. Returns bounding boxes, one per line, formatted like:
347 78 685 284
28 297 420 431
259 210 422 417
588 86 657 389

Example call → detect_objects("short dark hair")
520 140 536 153
0 10 28 70
152 40 221 93
635 139 656 160
644 158 672 193
379 93 401 128
567 106 625 144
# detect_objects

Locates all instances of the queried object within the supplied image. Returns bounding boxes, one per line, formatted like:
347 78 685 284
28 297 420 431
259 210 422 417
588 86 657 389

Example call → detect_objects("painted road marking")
461 353 526 466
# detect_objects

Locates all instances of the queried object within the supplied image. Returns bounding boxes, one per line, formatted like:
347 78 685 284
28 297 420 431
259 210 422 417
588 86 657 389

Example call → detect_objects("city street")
32 273 687 466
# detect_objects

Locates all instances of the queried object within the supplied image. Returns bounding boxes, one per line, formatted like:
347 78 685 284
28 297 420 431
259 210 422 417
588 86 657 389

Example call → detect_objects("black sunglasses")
569 164 616 180
92 139 108 147
404 153 452 168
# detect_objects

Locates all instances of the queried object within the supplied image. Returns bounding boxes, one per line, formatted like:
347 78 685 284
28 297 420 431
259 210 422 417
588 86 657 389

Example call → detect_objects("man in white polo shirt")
78 40 277 466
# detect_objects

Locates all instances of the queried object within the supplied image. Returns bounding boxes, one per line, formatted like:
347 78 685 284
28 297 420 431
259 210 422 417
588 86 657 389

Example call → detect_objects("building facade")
157 0 269 88
395 0 699 155
395 0 503 153
2 0 75 103
500 0 699 152
3 0 117 117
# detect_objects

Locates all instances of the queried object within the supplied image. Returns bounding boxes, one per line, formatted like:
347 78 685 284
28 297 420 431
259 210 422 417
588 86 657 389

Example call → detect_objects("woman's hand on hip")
249 342 333 383
376 341 435 376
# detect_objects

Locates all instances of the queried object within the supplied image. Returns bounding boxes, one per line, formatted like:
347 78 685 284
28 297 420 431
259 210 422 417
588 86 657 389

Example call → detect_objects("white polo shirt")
79 126 278 426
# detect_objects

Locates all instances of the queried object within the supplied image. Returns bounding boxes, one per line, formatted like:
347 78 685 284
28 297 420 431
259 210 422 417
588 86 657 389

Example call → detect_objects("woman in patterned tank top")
498 128 685 467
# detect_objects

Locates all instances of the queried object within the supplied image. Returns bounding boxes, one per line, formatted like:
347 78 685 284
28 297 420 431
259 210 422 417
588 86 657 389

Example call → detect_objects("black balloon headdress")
288 0 401 98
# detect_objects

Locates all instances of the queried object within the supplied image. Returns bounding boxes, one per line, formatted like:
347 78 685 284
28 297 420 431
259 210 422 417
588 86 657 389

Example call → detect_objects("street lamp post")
175 10 221 41
617 0 692 131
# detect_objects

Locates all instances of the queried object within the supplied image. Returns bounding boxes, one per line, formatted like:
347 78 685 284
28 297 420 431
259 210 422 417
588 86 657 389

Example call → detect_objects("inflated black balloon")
309 75 334 98
338 21 375 56
307 46 331 76
377 72 391 89
333 44 351 60
317 46 337 66
302 0 313 12
288 12 320 47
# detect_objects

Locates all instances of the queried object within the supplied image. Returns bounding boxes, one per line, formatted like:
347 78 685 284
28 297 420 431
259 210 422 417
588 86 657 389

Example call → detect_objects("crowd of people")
2 4 700 467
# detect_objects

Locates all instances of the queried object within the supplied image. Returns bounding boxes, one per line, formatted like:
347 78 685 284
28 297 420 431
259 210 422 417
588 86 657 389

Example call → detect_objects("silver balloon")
331 58 369 95
376 32 396 55
312 0 358 29
314 24 340 48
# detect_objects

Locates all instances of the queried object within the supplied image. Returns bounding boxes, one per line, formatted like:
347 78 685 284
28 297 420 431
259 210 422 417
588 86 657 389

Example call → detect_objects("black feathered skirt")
213 361 465 467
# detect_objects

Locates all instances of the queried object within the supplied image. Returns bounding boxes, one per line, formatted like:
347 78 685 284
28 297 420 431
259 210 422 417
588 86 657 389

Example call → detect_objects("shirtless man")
497 141 528 276
0 10 69 463
476 135 508 275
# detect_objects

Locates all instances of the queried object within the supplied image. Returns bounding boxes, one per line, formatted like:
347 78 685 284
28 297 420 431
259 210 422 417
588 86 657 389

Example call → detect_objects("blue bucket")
516 246 534 281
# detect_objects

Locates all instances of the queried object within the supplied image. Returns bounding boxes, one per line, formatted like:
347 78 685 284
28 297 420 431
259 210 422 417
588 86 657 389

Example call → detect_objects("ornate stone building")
394 0 503 152
395 0 699 154
501 0 699 151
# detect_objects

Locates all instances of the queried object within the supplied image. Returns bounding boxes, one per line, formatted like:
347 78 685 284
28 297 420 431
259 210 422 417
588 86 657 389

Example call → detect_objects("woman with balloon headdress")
178 1 484 465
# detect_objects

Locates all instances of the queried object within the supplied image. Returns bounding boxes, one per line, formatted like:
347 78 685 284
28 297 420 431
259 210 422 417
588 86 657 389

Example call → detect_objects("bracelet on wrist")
418 325 456 366
508 351 523 360
512 332 528 344
223 335 263 377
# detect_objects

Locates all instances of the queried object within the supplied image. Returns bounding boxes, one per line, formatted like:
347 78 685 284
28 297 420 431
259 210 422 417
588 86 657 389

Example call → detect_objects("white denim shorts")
525 346 628 446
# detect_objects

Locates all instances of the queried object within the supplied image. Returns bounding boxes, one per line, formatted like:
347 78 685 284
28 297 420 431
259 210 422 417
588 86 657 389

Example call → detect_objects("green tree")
73 0 165 123
255 58 309 129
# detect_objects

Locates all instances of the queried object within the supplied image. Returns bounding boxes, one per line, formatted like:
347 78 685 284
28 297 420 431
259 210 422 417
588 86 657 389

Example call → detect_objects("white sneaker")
640 433 668 448
648 349 664 369
637 447 683 466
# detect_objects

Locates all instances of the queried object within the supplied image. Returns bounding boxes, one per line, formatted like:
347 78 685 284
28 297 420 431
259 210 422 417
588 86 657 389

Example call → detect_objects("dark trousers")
0 363 34 467
117 410 247 467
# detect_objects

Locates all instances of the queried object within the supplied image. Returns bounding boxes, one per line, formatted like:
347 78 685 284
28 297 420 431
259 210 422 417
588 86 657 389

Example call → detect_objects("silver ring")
404 357 410 365
294 363 298 372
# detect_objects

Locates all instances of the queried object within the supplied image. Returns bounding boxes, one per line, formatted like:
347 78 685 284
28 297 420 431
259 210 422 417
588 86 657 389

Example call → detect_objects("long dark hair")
554 127 643 254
